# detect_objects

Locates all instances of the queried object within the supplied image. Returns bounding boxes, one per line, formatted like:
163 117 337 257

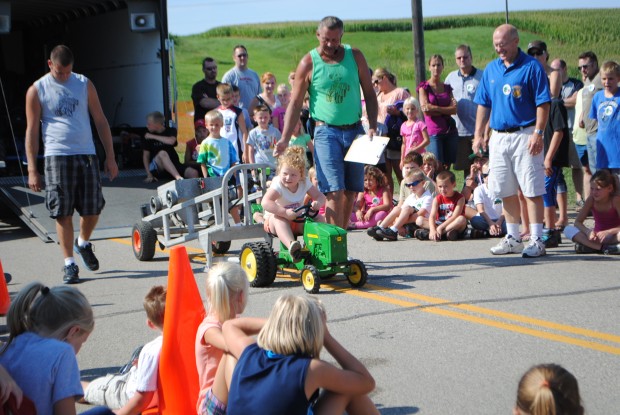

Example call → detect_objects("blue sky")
167 0 618 36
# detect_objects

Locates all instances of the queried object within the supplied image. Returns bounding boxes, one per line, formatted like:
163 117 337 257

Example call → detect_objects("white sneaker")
490 235 524 255
522 237 546 258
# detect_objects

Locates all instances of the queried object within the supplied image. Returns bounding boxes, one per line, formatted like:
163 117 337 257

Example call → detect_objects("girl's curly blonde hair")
277 146 307 179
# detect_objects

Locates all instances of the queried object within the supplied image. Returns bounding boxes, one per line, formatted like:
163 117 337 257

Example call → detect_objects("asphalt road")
1 204 619 415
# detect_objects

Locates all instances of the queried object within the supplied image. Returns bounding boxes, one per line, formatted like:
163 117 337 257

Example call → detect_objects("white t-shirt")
403 190 433 218
266 175 312 211
473 183 503 220
125 335 163 408
247 125 281 169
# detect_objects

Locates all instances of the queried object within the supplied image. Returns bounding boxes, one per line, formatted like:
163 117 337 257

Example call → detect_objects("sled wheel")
346 259 367 288
301 265 320 294
212 240 231 254
132 221 157 261
149 196 162 214
165 190 177 208
239 242 276 287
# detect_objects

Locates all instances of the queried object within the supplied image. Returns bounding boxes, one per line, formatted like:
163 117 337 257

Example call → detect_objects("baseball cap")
195 119 206 129
527 40 547 54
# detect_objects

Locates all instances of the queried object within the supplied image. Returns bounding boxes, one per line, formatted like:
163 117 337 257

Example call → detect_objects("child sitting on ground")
427 170 467 241
83 286 166 415
564 170 620 254
142 111 197 183
422 151 439 183
0 282 113 415
195 263 249 415
349 165 392 230
514 363 584 415
470 164 506 237
198 110 242 224
219 295 380 415
367 152 435 240
261 146 326 262
375 169 432 241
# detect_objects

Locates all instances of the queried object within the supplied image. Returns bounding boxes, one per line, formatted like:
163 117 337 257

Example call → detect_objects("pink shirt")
377 87 411 123
593 205 620 233
401 120 427 154
194 315 223 414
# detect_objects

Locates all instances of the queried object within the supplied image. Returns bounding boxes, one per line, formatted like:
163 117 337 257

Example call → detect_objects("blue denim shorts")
312 123 365 193
543 166 561 208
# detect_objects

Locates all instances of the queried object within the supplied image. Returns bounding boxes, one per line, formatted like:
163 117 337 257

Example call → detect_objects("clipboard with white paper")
344 135 389 165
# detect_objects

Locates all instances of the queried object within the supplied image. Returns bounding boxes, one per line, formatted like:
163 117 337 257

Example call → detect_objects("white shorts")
488 128 545 199
83 370 131 409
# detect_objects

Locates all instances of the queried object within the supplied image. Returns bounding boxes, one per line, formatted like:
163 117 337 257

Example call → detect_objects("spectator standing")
25 45 119 284
221 45 261 110
578 51 603 174
445 44 484 179
473 24 551 258
276 16 378 230
373 67 410 190
551 58 588 209
191 57 220 123
418 55 458 170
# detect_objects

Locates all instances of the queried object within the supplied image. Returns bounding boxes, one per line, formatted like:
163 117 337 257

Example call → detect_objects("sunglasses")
578 63 592 70
236 53 248 58
528 50 544 56
405 180 423 188
372 79 381 85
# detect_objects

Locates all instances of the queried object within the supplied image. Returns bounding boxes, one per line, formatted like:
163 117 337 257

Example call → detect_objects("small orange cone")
156 246 205 415
0 259 10 315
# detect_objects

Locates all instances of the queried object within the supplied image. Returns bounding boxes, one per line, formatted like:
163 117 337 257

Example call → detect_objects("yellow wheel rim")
240 249 257 282
302 269 315 291
349 263 362 285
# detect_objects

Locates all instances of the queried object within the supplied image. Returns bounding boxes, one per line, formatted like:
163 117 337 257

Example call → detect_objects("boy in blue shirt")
589 61 620 180
198 110 242 224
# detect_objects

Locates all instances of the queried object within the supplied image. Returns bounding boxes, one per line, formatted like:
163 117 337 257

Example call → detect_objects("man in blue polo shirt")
473 24 551 258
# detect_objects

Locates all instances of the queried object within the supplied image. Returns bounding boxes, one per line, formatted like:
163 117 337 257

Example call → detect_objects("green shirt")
309 44 361 125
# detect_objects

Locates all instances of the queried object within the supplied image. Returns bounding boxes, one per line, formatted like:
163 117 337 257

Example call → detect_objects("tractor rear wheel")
239 242 276 287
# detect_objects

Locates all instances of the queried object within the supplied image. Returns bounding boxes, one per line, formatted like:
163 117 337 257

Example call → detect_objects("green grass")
173 8 620 97
171 8 620 206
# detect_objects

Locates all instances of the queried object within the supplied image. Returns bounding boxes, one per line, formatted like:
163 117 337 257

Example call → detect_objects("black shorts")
44 155 105 218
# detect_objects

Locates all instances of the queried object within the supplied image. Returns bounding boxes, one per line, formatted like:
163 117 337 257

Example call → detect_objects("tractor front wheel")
301 265 320 294
346 259 367 288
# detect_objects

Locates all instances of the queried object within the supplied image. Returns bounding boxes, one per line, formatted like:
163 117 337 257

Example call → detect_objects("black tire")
239 242 276 287
132 221 157 261
212 240 231 254
149 196 162 214
346 259 368 288
165 190 178 208
301 265 321 294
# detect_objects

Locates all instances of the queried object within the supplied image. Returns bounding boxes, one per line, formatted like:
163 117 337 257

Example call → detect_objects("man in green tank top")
276 16 378 230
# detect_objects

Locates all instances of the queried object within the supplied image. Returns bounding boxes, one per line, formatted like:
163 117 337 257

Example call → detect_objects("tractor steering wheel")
292 203 319 223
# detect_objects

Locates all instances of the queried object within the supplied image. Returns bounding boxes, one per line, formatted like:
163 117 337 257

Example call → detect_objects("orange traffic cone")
0 259 10 315
156 246 205 415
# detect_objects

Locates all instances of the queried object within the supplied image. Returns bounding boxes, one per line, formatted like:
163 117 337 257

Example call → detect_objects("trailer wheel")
346 259 367 288
165 190 178 208
150 196 162 214
212 240 231 254
239 242 276 287
301 265 320 294
132 221 157 261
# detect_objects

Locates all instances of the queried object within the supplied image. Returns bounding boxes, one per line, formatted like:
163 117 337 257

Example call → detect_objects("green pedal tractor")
239 204 368 293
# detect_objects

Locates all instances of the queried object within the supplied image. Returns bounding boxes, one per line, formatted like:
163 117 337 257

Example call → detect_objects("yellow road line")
113 238 620 354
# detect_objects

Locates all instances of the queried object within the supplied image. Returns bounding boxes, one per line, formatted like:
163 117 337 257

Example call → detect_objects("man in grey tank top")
25 45 118 284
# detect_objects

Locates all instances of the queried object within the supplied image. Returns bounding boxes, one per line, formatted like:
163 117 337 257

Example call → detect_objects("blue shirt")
197 137 239 177
474 49 550 130
590 89 620 168
444 67 483 136
227 343 313 415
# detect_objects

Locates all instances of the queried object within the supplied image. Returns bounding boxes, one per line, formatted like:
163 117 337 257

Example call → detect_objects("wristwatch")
534 129 544 136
